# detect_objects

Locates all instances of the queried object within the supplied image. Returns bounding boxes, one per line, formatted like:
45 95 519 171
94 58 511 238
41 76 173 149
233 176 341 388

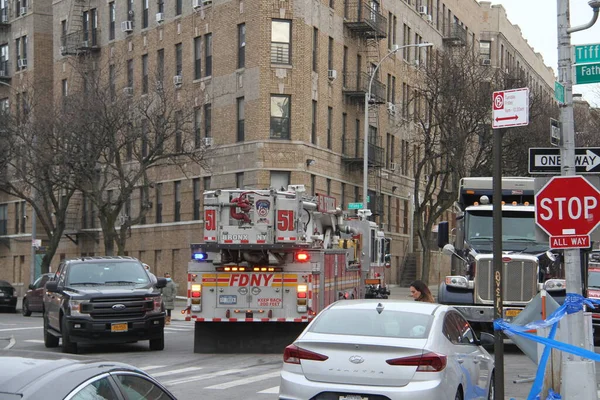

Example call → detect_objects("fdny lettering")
222 234 249 241
229 274 274 286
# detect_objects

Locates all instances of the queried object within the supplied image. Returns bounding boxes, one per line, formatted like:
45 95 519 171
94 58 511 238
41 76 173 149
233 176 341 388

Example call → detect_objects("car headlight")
69 300 89 316
445 276 470 289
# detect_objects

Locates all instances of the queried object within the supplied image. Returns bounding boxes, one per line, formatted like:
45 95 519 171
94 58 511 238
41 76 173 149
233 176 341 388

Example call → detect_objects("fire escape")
0 3 10 82
342 0 386 217
61 0 100 57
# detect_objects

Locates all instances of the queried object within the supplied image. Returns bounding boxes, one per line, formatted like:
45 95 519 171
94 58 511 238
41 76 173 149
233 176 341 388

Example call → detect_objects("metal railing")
342 139 384 167
343 0 387 38
342 71 386 103
443 22 467 46
0 61 9 78
61 28 100 55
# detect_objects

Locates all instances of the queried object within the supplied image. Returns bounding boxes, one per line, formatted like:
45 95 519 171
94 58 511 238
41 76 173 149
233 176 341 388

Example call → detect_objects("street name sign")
348 202 363 210
528 147 600 174
492 88 529 129
574 62 600 85
554 82 565 104
535 176 600 249
573 43 600 64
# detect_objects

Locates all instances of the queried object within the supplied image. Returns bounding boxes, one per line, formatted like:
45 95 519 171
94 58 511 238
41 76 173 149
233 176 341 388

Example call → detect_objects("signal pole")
557 0 599 397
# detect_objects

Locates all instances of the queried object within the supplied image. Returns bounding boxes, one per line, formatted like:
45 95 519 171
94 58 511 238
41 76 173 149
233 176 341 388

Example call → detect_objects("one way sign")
528 147 600 174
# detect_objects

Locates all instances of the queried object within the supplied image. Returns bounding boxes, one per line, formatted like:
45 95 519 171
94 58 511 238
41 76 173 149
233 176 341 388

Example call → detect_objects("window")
480 40 491 60
155 183 163 223
194 107 202 148
403 199 408 234
194 36 202 80
388 13 393 48
203 176 211 191
0 204 6 235
174 181 181 222
140 188 147 224
311 100 317 144
327 107 332 149
312 28 318 72
393 15 397 46
141 119 149 157
127 59 134 88
158 0 164 13
82 11 89 42
14 0 19 18
176 0 182 15
21 35 26 65
270 95 290 139
127 0 133 21
326 178 331 195
175 43 182 76
327 37 334 72
342 46 348 87
391 76 396 103
205 33 212 77
341 183 346 210
310 174 316 195
236 172 244 189
204 103 212 138
115 374 173 399
237 97 245 142
141 54 148 94
13 202 19 233
69 377 119 400
270 171 290 190
109 2 115 40
238 24 246 68
403 24 411 61
386 74 392 103
193 178 201 220
61 79 68 98
341 112 347 155
271 20 291 64
137 0 147 28
157 49 164 87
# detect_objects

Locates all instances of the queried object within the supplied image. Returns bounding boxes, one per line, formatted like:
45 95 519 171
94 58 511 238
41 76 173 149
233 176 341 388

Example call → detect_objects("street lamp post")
362 42 433 211
0 80 36 285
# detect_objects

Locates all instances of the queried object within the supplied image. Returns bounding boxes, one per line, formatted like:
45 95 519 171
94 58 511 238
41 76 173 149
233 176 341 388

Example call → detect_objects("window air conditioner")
386 102 397 115
327 69 337 81
173 75 183 86
203 137 213 147
121 20 133 33
426 14 432 23
389 162 397 171
193 0 202 8
123 87 133 96
17 59 27 69
418 5 427 15
20 7 26 16
481 58 492 66
156 13 164 23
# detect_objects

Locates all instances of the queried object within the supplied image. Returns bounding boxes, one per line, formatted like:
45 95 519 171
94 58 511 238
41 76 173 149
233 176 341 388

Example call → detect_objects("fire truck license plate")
339 395 368 400
505 309 521 318
219 295 237 305
111 323 128 332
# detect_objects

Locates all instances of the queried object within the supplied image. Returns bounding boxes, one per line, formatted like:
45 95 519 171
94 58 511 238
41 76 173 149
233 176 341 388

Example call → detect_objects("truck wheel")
22 299 32 317
149 331 165 351
61 317 78 354
44 317 59 348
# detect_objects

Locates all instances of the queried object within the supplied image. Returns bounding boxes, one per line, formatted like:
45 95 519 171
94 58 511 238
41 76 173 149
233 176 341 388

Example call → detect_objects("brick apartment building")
0 0 555 295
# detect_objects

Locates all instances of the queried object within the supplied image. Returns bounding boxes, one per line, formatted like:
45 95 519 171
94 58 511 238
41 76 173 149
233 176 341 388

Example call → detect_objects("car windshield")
589 271 600 289
66 262 150 286
308 308 433 338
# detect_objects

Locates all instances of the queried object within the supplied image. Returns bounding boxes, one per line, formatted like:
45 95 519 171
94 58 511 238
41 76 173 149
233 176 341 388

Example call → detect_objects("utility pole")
557 0 599 397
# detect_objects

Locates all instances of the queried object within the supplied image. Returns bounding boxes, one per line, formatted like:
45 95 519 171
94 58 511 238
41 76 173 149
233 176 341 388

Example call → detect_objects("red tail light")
386 352 447 371
283 344 329 364
295 252 310 262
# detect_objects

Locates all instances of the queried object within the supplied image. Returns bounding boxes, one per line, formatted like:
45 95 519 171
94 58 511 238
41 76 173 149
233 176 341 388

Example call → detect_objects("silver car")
279 300 495 400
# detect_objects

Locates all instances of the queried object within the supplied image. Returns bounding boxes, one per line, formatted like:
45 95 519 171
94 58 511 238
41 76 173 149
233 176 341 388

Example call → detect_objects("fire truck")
185 185 390 353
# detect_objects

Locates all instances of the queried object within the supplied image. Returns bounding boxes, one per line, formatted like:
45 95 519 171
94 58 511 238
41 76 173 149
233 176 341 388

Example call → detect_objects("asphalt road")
1 286 599 399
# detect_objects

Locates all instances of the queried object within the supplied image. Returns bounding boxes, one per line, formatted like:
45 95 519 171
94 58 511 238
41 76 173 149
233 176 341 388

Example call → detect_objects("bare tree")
63 54 211 255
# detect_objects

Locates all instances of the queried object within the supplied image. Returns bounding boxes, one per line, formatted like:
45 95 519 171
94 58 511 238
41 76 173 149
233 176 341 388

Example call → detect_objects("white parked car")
279 300 495 400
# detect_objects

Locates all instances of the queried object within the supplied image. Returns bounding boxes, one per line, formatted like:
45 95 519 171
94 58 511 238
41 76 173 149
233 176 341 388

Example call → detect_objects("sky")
494 0 600 106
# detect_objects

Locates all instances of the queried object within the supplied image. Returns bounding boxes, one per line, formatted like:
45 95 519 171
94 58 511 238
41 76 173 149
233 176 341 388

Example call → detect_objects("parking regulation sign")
492 87 530 129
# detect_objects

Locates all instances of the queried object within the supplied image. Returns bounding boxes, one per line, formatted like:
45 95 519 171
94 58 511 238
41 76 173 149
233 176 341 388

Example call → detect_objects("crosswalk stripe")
152 367 204 377
139 365 166 371
0 327 41 332
24 339 44 344
258 386 279 394
163 368 247 386
204 371 280 390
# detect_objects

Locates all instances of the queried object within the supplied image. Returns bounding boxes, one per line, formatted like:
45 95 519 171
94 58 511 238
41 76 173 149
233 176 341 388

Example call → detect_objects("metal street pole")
0 81 35 284
557 0 599 398
362 42 433 211
492 128 504 400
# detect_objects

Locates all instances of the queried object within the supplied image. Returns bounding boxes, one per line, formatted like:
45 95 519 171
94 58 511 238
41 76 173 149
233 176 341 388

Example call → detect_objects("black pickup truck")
43 256 166 354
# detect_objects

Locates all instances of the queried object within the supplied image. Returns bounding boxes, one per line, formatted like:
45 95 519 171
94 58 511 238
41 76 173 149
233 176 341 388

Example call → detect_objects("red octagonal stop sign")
535 176 600 237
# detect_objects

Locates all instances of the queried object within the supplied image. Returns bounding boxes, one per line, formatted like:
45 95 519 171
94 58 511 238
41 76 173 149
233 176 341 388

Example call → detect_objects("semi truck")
436 177 565 331
185 185 390 352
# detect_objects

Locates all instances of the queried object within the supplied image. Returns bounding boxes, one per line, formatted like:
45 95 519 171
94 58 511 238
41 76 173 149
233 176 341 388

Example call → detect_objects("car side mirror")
478 332 495 348
28 284 35 290
45 281 59 293
155 277 167 289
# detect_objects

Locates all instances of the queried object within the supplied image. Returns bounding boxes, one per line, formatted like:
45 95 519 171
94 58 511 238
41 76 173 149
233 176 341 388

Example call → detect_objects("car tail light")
191 284 202 312
283 344 329 364
386 352 447 371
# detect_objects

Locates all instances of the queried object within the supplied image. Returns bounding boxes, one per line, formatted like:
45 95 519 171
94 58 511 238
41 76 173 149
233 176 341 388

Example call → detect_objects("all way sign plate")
492 87 529 129
528 147 600 174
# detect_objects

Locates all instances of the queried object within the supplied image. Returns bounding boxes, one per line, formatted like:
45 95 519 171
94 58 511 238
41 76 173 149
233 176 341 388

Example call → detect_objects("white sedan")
279 300 494 400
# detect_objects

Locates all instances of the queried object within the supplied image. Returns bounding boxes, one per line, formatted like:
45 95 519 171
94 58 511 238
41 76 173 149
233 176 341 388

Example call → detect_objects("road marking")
139 365 166 371
258 386 279 394
163 368 246 386
24 339 44 344
164 327 191 332
204 371 280 390
152 367 204 377
0 327 42 332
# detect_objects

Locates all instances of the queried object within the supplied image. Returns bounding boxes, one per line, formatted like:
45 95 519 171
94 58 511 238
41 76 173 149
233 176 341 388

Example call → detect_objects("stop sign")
535 176 600 237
